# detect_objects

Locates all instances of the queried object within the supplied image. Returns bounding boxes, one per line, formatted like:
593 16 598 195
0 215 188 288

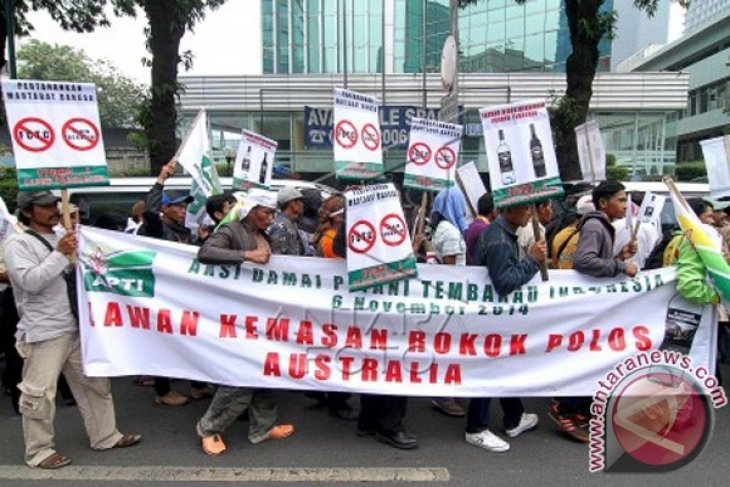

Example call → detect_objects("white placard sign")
455 160 487 219
403 118 463 192
701 135 730 199
479 99 563 207
637 192 666 224
233 130 277 190
333 88 383 179
1 79 108 189
575 119 607 183
345 184 417 291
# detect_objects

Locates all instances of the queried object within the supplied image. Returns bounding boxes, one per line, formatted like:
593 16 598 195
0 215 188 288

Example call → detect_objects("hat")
247 188 277 210
277 187 304 207
17 191 60 210
161 192 194 206
576 195 595 215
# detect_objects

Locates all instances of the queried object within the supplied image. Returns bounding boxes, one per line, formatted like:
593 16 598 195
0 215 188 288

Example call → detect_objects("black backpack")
643 226 679 270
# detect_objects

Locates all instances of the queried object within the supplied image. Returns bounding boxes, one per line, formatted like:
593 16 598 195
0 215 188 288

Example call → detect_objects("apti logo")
82 246 156 297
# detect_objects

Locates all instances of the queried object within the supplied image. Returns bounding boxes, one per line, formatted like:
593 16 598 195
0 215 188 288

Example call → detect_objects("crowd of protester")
1 161 729 468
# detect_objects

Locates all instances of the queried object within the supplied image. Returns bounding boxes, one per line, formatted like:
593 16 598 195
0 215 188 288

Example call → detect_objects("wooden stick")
531 204 549 281
61 189 72 230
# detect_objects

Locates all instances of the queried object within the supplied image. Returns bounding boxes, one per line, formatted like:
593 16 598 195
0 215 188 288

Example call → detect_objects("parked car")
62 177 338 224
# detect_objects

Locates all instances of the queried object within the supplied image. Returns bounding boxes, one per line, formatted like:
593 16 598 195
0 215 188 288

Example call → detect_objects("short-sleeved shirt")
432 220 466 266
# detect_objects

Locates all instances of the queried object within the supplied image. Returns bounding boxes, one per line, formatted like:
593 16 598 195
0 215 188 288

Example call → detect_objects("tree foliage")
17 39 147 128
457 0 683 180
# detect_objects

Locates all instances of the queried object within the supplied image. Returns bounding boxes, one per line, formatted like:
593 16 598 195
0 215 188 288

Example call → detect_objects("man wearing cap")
268 187 305 256
195 188 294 456
138 161 211 406
5 191 140 469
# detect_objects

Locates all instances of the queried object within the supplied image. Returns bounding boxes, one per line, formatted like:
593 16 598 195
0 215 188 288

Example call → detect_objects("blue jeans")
466 397 524 434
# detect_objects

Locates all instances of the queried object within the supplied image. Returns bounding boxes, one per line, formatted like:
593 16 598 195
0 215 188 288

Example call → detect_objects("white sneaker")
465 429 510 452
505 413 539 438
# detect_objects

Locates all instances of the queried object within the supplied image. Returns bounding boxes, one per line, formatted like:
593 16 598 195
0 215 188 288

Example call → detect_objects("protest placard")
575 119 606 183
345 184 417 291
233 129 277 190
479 99 563 208
1 79 109 190
404 118 463 192
455 161 487 219
333 88 383 180
700 135 730 199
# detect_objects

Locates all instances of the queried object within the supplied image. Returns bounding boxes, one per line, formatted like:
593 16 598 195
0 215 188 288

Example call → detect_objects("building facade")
684 0 730 33
262 0 612 75
178 72 687 178
631 12 730 164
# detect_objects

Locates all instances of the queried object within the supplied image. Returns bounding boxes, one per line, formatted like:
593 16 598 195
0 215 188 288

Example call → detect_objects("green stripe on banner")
348 256 418 292
335 161 383 180
492 176 564 209
18 166 109 191
403 174 455 192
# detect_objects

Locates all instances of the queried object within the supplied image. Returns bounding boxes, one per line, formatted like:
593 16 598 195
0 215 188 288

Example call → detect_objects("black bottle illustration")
241 145 252 173
529 123 546 178
259 152 268 184
497 129 515 185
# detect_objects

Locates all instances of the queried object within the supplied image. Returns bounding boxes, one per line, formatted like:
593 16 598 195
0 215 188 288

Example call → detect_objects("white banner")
455 161 487 219
176 109 221 198
575 119 607 184
403 118 463 192
1 79 108 190
77 226 717 397
233 129 277 191
701 135 730 199
344 184 417 291
479 99 563 207
333 88 383 179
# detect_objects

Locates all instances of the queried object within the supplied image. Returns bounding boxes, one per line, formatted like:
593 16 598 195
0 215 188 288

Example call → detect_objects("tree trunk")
143 1 185 176
553 0 604 181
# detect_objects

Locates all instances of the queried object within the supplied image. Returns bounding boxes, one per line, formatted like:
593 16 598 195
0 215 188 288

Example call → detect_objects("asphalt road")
0 366 728 487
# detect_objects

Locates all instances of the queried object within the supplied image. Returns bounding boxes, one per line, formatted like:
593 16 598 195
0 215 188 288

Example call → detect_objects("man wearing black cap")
5 191 140 469
138 161 211 406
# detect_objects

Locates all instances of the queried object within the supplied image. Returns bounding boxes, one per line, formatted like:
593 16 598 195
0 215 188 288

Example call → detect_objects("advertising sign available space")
233 130 277 190
333 88 383 180
701 135 730 199
1 79 109 190
479 99 563 208
345 184 417 291
404 118 463 192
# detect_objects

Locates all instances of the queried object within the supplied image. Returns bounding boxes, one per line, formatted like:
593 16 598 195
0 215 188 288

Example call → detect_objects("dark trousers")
559 397 591 416
358 394 407 434
466 397 524 434
153 377 207 396
1 288 21 414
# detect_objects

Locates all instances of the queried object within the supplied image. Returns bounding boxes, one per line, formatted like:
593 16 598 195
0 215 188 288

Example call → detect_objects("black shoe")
375 430 418 450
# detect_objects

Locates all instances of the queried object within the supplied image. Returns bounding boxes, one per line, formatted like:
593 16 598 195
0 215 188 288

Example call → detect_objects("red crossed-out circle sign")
361 123 381 151
408 142 431 166
348 220 377 254
380 213 407 247
335 120 358 149
13 117 55 153
435 146 457 170
62 118 100 151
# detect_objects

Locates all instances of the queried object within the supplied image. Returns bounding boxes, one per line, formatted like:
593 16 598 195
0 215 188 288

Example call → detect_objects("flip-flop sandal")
113 433 142 448
37 452 71 469
202 434 227 455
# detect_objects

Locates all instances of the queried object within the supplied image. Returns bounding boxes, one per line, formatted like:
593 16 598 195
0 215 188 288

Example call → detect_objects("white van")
64 177 338 223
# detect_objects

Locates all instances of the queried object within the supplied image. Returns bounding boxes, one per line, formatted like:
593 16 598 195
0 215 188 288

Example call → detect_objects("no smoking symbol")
335 120 358 149
408 142 431 166
13 117 55 153
380 214 406 247
435 146 456 170
361 123 380 151
348 220 376 254
62 118 100 151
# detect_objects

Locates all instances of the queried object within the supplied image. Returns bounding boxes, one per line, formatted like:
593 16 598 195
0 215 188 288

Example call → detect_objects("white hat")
576 195 595 215
247 188 277 210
